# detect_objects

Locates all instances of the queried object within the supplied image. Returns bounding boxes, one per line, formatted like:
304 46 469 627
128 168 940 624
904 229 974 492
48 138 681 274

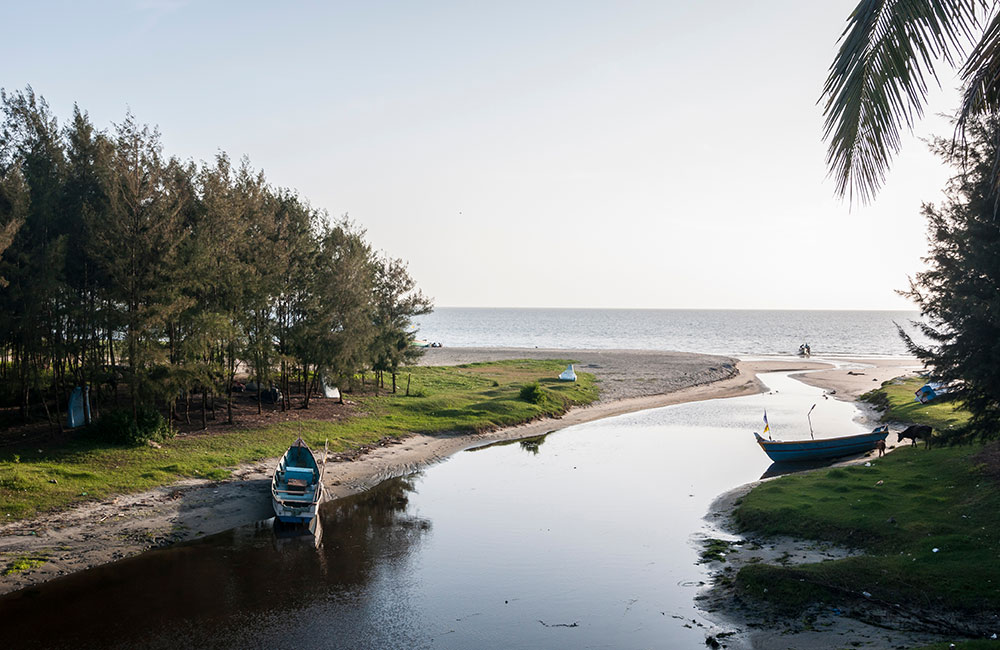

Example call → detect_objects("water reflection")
759 458 870 480
272 515 323 550
0 475 428 650
467 430 553 455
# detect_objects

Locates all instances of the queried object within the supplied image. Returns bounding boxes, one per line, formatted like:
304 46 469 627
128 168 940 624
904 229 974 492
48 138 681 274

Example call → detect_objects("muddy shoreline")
693 358 976 649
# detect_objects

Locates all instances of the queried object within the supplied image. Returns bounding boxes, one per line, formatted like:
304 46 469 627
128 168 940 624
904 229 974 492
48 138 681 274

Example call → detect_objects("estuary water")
414 307 925 357
2 372 873 649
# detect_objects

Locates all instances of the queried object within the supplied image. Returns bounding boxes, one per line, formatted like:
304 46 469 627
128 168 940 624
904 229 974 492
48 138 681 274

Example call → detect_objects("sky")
2 1 967 310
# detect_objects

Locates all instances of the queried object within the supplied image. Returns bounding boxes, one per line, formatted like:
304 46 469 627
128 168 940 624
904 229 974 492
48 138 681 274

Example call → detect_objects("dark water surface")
2 372 870 649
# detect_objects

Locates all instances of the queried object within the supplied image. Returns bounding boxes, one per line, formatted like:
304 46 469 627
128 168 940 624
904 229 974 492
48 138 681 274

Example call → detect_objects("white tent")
558 364 577 381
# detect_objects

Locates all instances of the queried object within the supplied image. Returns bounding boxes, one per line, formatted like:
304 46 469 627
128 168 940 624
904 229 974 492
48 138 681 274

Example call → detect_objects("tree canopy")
900 113 1000 436
0 86 433 430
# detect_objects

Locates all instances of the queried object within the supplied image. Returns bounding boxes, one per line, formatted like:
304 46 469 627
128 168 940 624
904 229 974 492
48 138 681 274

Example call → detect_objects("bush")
518 381 571 412
89 405 171 446
519 382 546 404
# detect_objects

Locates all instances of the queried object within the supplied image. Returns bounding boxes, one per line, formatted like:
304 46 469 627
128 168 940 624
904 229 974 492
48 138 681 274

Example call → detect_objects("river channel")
1 371 873 649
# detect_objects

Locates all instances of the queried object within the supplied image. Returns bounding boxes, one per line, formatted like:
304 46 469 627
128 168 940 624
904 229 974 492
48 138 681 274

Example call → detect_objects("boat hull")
271 495 321 524
271 438 325 524
754 426 889 463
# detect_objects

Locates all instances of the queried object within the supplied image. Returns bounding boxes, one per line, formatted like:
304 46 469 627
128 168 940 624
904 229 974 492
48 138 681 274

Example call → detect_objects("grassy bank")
860 376 969 431
731 378 999 637
0 360 597 521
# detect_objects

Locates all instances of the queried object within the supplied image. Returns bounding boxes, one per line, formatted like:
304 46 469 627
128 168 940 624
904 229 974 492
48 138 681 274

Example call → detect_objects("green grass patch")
699 538 735 563
860 376 969 431
733 443 1000 616
735 378 995 619
2 552 49 575
0 360 597 520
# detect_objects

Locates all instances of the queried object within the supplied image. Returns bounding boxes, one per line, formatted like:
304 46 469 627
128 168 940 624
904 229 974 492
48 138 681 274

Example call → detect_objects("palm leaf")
959 9 1000 131
822 0 984 203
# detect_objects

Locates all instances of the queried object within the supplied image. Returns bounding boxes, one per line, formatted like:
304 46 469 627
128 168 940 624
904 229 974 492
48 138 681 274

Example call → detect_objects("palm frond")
959 9 1000 132
822 0 983 204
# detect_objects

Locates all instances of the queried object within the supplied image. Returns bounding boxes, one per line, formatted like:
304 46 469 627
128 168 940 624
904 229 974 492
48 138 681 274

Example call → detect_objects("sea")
414 307 925 357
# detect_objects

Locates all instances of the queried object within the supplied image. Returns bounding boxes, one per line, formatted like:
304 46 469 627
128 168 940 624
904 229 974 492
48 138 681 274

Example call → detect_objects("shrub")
89 405 171 446
519 382 546 404
518 382 569 411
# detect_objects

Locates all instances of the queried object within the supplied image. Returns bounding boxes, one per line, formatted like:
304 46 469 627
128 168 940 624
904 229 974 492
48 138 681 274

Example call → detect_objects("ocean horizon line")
430 306 919 313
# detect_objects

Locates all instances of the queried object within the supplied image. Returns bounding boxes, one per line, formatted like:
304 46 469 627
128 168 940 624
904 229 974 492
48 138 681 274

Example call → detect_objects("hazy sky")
3 1 964 310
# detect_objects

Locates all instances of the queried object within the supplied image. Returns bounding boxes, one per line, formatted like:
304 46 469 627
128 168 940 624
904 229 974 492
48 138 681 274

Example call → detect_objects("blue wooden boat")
271 438 326 524
753 426 889 463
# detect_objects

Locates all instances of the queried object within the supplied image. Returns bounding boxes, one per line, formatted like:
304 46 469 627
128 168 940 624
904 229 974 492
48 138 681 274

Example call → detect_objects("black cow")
898 424 933 449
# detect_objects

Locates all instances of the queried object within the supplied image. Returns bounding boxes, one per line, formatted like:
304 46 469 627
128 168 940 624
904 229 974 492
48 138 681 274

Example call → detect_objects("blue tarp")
915 382 944 404
67 386 86 428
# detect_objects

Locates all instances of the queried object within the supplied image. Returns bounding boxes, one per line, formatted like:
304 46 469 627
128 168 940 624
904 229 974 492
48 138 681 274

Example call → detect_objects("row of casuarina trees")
0 87 432 430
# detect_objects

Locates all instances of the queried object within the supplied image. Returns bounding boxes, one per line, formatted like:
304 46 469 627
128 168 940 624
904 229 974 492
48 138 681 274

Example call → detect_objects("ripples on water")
414 307 927 356
2 372 876 649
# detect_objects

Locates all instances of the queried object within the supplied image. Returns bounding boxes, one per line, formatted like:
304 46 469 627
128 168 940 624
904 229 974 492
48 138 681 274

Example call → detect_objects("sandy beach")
0 350 919 601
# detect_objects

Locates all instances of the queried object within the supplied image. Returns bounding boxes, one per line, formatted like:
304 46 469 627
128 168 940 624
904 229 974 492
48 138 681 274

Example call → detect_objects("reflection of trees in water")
519 434 548 455
0 475 431 650
467 432 552 456
320 474 430 581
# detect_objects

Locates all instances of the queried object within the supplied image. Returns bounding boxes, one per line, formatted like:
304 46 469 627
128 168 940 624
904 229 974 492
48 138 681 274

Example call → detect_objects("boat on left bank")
271 438 327 524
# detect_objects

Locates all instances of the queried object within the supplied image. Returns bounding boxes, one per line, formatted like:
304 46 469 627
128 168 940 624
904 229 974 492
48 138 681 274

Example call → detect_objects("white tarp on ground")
321 377 340 399
558 364 577 382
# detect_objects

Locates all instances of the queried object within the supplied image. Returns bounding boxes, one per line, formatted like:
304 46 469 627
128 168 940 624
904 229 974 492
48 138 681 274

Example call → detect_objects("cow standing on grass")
898 424 933 449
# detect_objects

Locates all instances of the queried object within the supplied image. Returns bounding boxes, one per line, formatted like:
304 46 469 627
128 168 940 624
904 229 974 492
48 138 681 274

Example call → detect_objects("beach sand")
0 351 918 614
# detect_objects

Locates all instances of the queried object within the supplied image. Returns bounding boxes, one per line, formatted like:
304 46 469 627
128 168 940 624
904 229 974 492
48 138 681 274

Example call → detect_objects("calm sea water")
414 308 925 357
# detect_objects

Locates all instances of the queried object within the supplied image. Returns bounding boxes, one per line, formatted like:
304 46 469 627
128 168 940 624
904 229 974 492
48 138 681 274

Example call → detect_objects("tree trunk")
18 342 29 422
226 345 235 425
108 328 118 404
303 363 312 409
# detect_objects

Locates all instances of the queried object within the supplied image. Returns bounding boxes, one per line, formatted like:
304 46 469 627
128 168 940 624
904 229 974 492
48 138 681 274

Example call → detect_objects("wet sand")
0 351 917 602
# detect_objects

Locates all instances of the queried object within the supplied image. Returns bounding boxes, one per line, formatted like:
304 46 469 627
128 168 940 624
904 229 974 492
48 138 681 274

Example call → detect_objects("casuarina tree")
369 254 433 394
900 113 1000 437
